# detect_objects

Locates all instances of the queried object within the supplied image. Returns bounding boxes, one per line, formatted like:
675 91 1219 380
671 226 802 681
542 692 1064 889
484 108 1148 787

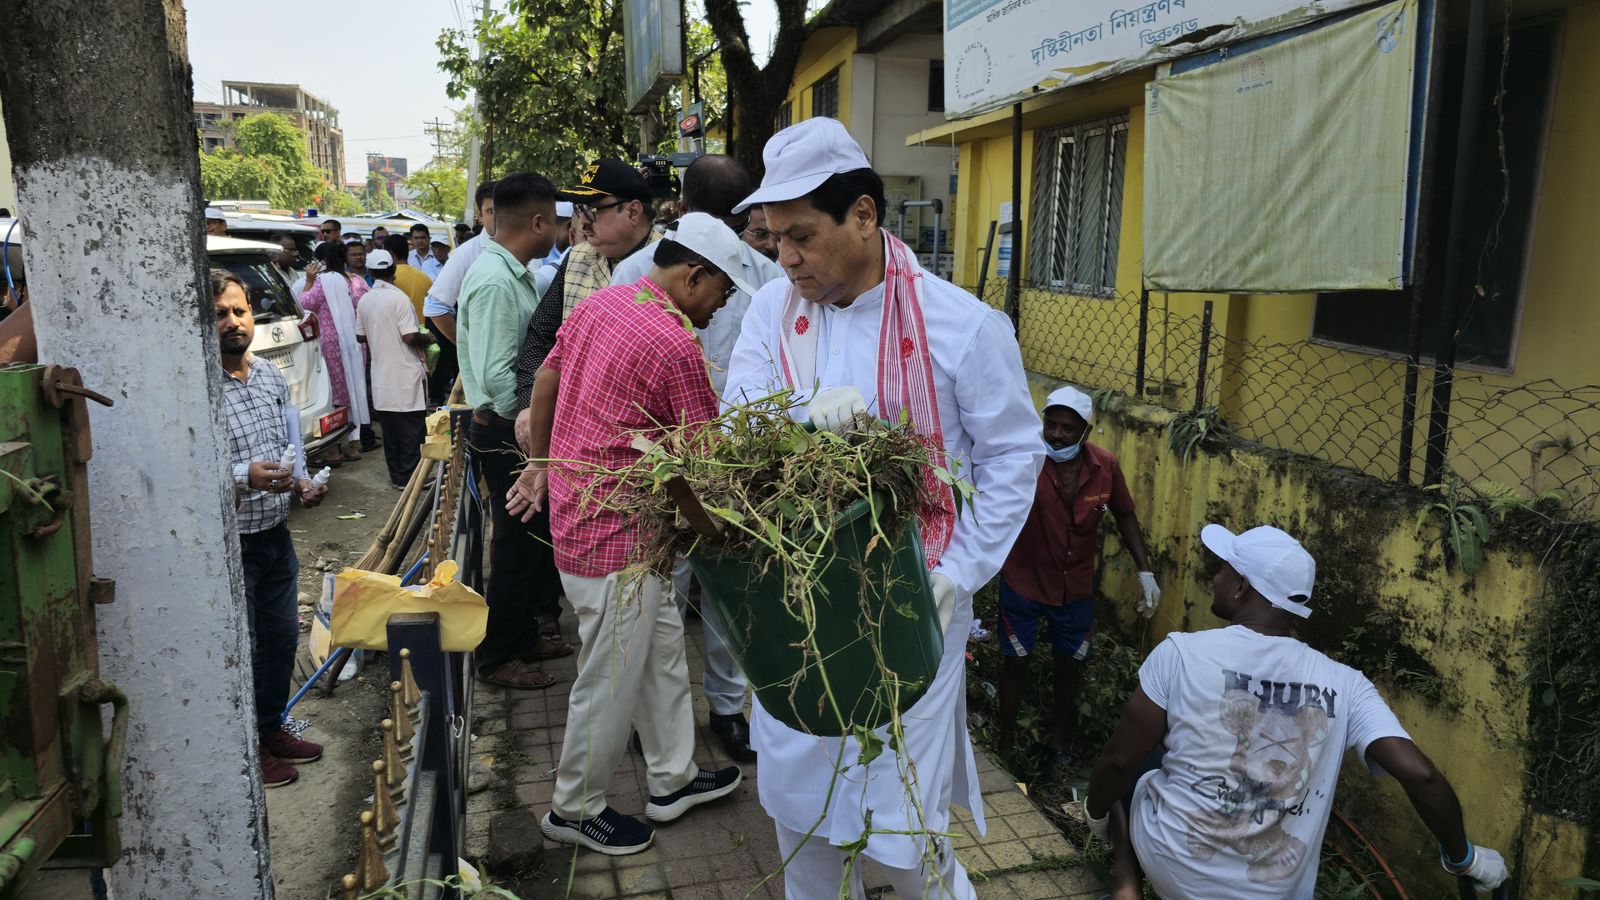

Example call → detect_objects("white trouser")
672 556 748 717
774 822 976 900
553 571 699 819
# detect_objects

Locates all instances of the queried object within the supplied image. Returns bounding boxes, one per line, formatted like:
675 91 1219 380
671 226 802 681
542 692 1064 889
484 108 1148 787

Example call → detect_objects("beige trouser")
552 571 699 819
774 822 977 899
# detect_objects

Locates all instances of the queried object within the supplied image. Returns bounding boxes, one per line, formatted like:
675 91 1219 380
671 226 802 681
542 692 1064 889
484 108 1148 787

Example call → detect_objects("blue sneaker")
541 807 654 856
645 766 743 823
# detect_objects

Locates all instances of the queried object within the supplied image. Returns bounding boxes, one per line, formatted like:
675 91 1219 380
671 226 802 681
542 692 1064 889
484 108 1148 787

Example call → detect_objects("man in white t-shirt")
1087 524 1508 899
356 250 433 489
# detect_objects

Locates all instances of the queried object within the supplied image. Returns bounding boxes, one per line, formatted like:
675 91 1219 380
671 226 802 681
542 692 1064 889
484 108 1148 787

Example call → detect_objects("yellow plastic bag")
421 407 457 461
330 560 488 651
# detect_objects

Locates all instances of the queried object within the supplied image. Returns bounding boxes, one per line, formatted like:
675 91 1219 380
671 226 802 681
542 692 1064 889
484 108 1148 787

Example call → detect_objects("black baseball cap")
558 159 653 205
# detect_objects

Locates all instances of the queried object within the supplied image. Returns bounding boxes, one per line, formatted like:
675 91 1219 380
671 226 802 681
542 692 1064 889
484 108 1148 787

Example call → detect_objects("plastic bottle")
278 445 298 472
310 467 332 488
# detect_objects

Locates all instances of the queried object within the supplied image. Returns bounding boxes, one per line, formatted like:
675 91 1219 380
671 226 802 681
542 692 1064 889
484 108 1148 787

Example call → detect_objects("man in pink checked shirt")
510 213 756 857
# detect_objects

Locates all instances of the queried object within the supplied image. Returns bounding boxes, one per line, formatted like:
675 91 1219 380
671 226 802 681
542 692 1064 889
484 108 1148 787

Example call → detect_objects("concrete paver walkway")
466 608 1105 899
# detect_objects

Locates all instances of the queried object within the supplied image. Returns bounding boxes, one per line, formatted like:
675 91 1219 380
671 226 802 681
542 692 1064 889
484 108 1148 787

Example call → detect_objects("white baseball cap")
1044 385 1093 424
732 117 870 214
556 200 574 219
660 213 759 297
1200 524 1316 618
366 249 395 270
204 207 226 221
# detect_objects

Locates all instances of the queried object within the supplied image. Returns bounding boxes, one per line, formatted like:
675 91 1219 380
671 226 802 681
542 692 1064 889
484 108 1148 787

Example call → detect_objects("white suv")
207 235 350 457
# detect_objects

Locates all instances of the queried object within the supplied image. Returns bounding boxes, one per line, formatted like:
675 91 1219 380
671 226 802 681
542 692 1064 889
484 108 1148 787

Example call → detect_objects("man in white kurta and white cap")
722 118 1042 898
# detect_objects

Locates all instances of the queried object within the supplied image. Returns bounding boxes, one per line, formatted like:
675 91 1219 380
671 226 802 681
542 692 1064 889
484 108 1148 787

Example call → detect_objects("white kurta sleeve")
934 310 1043 597
721 281 787 412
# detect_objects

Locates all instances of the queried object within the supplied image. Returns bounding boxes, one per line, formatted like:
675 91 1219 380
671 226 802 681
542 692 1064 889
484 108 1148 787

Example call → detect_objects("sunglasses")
577 201 626 223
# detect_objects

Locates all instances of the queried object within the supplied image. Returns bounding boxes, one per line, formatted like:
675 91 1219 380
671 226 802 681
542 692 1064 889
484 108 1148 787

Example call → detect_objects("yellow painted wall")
786 27 857 124
1023 376 1583 894
946 6 1600 514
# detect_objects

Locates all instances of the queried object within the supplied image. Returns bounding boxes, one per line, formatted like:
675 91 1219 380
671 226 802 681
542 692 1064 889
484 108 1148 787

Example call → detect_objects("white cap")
1200 524 1317 618
204 207 226 221
660 212 759 297
556 200 574 219
1044 385 1093 424
732 117 870 214
367 249 396 270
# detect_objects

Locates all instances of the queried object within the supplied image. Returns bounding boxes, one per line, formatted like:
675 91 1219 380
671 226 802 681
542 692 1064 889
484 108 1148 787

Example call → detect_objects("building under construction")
193 80 345 181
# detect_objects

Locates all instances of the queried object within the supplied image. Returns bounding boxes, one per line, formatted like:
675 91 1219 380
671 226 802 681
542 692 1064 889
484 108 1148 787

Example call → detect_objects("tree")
362 172 395 213
703 0 809 177
196 112 326 211
440 0 633 181
404 163 468 220
318 189 365 217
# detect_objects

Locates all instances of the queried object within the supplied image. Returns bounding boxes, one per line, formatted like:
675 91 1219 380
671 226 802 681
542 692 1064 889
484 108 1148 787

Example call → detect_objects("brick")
984 840 1036 870
974 815 1016 843
564 871 619 899
985 792 1038 816
486 811 546 878
513 779 553 807
615 863 669 895
1004 812 1060 839
1021 832 1075 858
1001 870 1075 899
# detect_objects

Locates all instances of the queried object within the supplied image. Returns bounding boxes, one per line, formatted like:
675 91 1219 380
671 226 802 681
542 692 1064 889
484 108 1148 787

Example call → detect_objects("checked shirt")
545 277 718 577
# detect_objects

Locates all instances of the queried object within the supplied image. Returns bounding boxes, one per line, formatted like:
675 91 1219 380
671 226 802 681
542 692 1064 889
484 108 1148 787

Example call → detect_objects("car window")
214 254 301 323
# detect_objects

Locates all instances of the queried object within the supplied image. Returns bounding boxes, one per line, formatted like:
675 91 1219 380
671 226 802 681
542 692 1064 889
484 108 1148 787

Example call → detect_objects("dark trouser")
429 335 458 407
376 408 427 487
470 414 561 675
241 523 301 736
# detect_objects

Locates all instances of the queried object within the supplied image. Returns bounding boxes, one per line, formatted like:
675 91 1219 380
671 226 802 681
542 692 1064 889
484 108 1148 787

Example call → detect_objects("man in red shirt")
997 385 1161 761
514 213 756 856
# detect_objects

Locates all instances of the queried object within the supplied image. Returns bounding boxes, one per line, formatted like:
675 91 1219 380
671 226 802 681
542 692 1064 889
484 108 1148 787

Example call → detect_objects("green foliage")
362 172 395 213
198 112 326 211
404 163 468 221
319 189 365 217
1166 405 1227 462
1414 472 1558 575
439 0 634 180
1526 518 1600 828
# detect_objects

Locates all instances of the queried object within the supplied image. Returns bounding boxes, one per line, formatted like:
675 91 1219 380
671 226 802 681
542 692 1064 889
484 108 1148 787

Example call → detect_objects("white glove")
1443 844 1507 892
809 386 868 433
1086 804 1110 842
1137 571 1161 619
931 573 957 634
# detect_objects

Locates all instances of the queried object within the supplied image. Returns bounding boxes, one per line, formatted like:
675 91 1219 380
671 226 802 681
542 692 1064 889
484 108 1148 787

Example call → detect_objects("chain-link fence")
971 278 1600 518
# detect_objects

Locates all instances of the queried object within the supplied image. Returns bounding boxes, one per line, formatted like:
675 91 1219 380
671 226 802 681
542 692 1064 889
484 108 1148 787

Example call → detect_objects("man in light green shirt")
456 173 572 690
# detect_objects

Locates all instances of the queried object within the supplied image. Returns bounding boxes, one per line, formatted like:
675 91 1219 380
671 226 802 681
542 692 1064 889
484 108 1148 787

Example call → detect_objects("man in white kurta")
722 118 1042 899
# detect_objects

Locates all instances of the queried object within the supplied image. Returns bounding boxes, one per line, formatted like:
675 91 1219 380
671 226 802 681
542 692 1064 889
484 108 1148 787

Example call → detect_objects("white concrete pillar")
849 54 878 162
0 1 271 897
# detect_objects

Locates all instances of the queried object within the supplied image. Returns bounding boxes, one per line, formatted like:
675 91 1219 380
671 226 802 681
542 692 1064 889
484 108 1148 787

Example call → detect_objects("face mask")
1044 437 1083 463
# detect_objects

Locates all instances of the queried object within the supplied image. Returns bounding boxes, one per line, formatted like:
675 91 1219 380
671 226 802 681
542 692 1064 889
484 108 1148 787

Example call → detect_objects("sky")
183 0 781 184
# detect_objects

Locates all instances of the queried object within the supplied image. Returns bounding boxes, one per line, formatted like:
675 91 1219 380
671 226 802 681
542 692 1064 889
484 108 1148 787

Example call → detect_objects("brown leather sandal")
479 660 556 690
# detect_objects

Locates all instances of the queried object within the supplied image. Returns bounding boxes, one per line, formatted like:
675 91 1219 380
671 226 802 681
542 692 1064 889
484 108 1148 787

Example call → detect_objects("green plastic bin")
688 496 945 736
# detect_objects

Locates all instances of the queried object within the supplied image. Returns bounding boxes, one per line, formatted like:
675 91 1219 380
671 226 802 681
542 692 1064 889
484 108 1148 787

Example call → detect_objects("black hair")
383 235 410 260
321 218 342 232
409 223 430 236
493 173 558 229
475 180 498 210
681 155 752 219
372 225 389 235
276 233 297 246
313 239 348 275
652 238 727 281
805 168 885 227
210 267 247 300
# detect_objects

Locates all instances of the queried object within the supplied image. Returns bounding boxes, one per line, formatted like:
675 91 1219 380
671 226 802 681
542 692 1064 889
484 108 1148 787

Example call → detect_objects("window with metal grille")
776 101 793 131
1029 116 1128 295
812 69 840 120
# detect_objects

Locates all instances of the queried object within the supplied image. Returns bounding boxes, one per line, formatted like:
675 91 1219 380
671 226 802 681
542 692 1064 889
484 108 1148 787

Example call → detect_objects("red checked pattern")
545 278 719 577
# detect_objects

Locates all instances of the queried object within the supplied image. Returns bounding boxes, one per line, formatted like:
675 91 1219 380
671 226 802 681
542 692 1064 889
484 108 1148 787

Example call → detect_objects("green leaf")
704 505 744 525
1464 504 1492 543
853 725 884 766
1543 685 1559 707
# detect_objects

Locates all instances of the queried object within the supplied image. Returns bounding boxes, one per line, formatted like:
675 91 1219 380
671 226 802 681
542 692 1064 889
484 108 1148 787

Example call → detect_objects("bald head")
681 154 753 219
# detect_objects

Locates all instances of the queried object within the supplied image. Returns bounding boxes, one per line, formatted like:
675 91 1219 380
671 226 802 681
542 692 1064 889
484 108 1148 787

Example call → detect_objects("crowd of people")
212 117 1509 897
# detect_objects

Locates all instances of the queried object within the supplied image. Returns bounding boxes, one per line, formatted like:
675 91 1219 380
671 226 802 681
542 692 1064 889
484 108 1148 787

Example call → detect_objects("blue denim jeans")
241 523 301 735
